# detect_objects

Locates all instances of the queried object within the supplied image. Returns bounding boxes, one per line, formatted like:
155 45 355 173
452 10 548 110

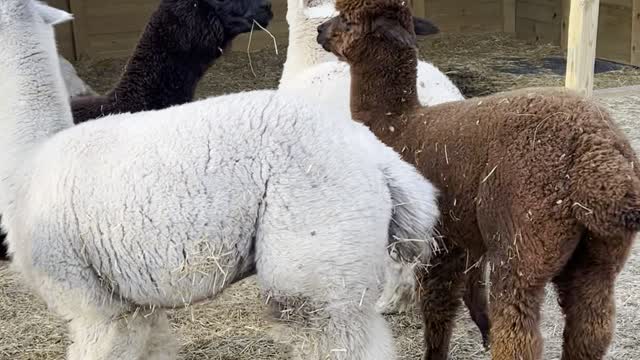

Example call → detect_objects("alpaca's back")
280 60 464 120
11 90 399 307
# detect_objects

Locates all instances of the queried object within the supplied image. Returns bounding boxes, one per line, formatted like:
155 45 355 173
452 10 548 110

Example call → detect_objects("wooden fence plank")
504 0 516 32
565 0 600 97
632 0 640 65
68 0 90 59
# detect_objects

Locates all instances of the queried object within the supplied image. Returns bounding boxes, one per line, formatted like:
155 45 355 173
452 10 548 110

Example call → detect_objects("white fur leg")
265 297 396 360
142 310 178 360
375 257 416 315
66 308 158 360
253 171 397 359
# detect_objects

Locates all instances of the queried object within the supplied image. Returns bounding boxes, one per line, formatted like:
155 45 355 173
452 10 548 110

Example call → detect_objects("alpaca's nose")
254 0 273 26
261 1 272 14
317 22 328 34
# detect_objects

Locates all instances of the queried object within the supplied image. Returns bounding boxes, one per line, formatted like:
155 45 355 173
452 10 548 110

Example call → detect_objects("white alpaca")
58 55 97 98
278 0 462 315
1 2 439 359
280 0 339 86
279 0 463 107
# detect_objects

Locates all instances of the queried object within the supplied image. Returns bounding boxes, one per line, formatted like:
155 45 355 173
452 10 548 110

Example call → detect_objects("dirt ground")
1 33 639 359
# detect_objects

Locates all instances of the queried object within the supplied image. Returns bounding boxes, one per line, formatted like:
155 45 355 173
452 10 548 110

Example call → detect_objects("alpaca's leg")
257 251 396 360
487 269 546 360
30 270 166 360
254 175 397 359
418 246 468 360
375 256 416 314
553 232 635 360
265 294 395 360
141 310 179 360
255 228 395 358
66 307 161 360
463 263 490 349
483 221 581 360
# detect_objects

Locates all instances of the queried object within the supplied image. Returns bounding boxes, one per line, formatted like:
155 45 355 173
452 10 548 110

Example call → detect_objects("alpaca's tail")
569 109 640 236
380 160 440 264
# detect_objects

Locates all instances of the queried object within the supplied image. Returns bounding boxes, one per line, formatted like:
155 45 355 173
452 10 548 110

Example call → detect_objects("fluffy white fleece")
0 2 439 359
278 0 460 314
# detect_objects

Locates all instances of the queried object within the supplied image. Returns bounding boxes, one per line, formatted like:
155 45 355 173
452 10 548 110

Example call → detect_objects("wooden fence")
49 0 639 67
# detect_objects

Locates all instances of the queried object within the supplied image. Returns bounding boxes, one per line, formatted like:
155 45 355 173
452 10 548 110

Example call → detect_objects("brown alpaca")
317 1 640 359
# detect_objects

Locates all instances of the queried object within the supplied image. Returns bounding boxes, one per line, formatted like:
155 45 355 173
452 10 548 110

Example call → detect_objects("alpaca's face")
161 0 273 53
316 14 354 61
316 5 438 63
0 0 71 29
204 0 273 37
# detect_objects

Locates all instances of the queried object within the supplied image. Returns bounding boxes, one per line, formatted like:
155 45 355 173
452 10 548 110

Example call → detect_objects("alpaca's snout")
253 1 273 28
316 22 331 51
317 21 329 36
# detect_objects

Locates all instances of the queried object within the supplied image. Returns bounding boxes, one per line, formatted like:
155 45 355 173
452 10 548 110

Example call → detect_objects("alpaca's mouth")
252 5 273 28
316 32 330 52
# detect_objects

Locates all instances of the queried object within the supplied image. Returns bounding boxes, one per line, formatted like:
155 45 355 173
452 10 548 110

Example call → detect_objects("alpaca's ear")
413 17 439 36
34 2 73 26
373 16 416 48
304 4 339 19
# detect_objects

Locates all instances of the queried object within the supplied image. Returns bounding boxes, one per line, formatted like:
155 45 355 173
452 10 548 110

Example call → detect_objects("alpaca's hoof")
481 334 490 351
375 296 398 314
375 297 412 315
375 302 398 315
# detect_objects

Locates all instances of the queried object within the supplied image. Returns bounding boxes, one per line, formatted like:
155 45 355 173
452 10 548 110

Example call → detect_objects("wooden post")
560 0 571 50
503 0 516 33
565 0 600 97
47 0 76 60
632 0 640 66
68 0 90 60
412 0 427 18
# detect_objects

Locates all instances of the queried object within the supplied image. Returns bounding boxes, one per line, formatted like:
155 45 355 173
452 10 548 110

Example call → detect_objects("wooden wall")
514 0 562 44
68 0 158 59
49 0 291 60
424 0 503 33
588 0 634 64
48 0 75 60
49 0 640 67
515 0 640 66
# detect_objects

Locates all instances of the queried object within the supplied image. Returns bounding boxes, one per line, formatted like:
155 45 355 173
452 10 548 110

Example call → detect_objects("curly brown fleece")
319 1 640 359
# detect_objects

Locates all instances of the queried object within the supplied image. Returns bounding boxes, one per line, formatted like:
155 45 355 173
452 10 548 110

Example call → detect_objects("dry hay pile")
1 33 639 360
419 33 640 97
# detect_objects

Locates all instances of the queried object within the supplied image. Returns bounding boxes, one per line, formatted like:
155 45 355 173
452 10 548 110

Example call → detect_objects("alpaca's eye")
204 0 226 6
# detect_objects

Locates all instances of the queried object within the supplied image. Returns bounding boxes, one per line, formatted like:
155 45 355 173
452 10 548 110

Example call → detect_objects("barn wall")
47 0 76 60
53 0 289 60
594 0 633 64
424 0 504 33
514 0 637 66
68 0 157 60
514 0 562 44
46 0 640 67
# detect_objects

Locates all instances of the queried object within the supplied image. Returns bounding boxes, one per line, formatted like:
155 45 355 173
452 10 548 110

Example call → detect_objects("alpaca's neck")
349 50 419 141
280 9 337 85
0 28 72 203
108 14 220 110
